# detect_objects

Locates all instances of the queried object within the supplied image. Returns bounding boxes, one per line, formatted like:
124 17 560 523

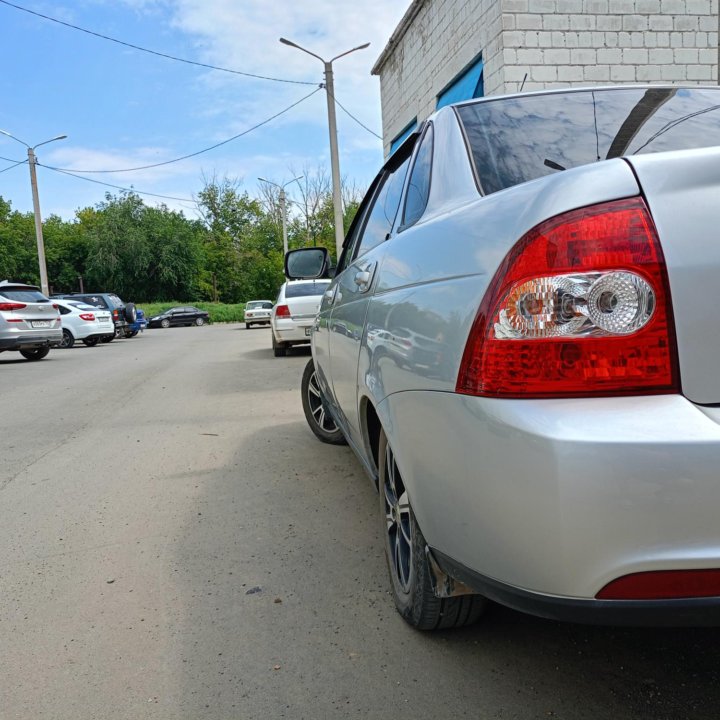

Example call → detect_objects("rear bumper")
379 391 720 605
272 318 313 343
434 549 720 626
0 331 62 350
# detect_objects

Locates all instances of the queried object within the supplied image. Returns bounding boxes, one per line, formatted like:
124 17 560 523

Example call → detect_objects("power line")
0 159 27 174
45 87 323 175
40 164 195 204
325 87 382 140
0 0 317 86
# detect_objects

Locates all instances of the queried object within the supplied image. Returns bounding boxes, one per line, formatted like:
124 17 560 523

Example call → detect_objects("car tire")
126 330 139 338
124 303 137 323
301 359 347 445
83 337 100 347
101 334 114 343
245 323 251 329
378 428 486 630
59 329 75 349
195 317 205 326
20 347 50 361
272 333 287 357
160 319 170 329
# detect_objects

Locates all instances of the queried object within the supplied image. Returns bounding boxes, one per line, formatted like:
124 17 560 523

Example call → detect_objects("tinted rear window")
285 282 331 298
0 288 49 302
457 87 720 195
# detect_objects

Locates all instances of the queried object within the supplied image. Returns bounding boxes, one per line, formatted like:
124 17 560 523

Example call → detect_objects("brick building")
371 0 719 156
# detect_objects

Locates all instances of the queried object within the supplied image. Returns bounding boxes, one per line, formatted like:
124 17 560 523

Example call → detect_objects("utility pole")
27 148 49 296
279 38 370 261
258 175 303 256
0 130 67 296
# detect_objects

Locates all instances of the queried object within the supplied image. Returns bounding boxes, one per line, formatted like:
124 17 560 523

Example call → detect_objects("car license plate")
305 327 312 336
31 321 51 328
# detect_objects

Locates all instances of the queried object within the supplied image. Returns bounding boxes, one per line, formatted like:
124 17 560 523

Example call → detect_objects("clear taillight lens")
494 270 656 339
456 197 679 399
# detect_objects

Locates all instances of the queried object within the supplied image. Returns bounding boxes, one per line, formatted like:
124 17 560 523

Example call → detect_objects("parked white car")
244 300 273 329
270 280 331 357
55 299 115 348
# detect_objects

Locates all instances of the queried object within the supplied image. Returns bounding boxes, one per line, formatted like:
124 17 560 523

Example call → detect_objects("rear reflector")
275 305 291 318
597 569 720 600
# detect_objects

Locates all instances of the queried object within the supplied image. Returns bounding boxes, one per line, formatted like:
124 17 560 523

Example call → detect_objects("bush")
138 302 249 323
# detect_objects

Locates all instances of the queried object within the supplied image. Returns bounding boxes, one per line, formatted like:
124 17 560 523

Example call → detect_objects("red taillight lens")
597 570 720 600
0 302 27 311
79 313 95 321
275 304 291 318
52 303 59 309
456 197 679 398
113 309 119 319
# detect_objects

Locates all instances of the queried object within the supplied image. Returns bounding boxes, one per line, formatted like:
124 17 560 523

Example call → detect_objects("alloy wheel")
306 370 339 434
382 443 413 593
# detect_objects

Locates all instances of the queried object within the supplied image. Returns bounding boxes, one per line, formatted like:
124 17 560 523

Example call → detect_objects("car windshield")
284 282 331 298
0 288 49 302
457 87 720 195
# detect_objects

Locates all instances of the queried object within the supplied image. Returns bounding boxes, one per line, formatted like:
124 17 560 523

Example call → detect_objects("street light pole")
0 130 67 296
258 175 303 256
279 38 370 261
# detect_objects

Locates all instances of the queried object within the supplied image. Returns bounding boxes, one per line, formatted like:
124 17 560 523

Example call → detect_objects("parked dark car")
51 292 136 340
147 306 209 328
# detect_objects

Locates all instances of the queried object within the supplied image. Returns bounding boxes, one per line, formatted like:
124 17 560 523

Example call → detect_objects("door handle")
353 261 376 292
354 271 371 287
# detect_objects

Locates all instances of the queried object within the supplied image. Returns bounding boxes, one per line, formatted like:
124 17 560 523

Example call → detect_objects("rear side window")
0 289 49 302
284 282 331 298
457 87 720 195
402 123 434 228
75 296 108 309
354 156 411 259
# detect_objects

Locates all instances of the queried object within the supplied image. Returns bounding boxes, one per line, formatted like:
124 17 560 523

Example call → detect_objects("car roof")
0 280 40 291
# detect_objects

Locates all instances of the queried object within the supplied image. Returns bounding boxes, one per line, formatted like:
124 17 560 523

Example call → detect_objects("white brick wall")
373 0 719 153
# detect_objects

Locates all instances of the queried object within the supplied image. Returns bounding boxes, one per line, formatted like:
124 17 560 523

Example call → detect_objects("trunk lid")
625 147 720 404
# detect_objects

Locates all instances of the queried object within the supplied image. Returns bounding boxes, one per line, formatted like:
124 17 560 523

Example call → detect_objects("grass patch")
138 302 249 323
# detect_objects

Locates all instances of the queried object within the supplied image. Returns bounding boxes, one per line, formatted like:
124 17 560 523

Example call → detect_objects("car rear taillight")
275 305 291 318
0 302 27 311
597 569 720 600
456 197 679 398
52 303 59 310
79 313 95 321
113 309 119 319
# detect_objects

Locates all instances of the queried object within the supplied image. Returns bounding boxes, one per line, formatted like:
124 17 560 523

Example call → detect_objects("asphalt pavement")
1 324 719 719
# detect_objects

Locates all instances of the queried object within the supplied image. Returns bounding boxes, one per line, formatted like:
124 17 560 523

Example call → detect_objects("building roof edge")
371 0 426 76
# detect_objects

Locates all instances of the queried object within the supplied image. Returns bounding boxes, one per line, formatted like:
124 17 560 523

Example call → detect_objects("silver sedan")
288 85 720 629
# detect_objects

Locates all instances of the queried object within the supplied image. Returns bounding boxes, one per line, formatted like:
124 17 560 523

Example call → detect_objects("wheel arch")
359 394 382 489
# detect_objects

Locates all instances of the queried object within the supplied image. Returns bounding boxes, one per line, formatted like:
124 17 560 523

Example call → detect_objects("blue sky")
0 0 408 220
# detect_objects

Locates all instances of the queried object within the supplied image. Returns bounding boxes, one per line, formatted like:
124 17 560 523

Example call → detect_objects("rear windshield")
246 301 272 310
285 282 331 298
457 87 720 195
0 288 49 302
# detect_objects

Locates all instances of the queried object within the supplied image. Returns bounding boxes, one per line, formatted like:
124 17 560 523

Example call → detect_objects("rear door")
327 152 412 444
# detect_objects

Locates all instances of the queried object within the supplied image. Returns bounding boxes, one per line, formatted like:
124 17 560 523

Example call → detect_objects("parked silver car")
289 86 720 629
0 281 62 360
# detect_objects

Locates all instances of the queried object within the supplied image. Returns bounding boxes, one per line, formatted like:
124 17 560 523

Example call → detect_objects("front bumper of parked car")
377 391 720 622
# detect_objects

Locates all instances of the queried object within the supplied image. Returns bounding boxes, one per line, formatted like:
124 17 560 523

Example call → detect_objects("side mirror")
285 247 329 279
